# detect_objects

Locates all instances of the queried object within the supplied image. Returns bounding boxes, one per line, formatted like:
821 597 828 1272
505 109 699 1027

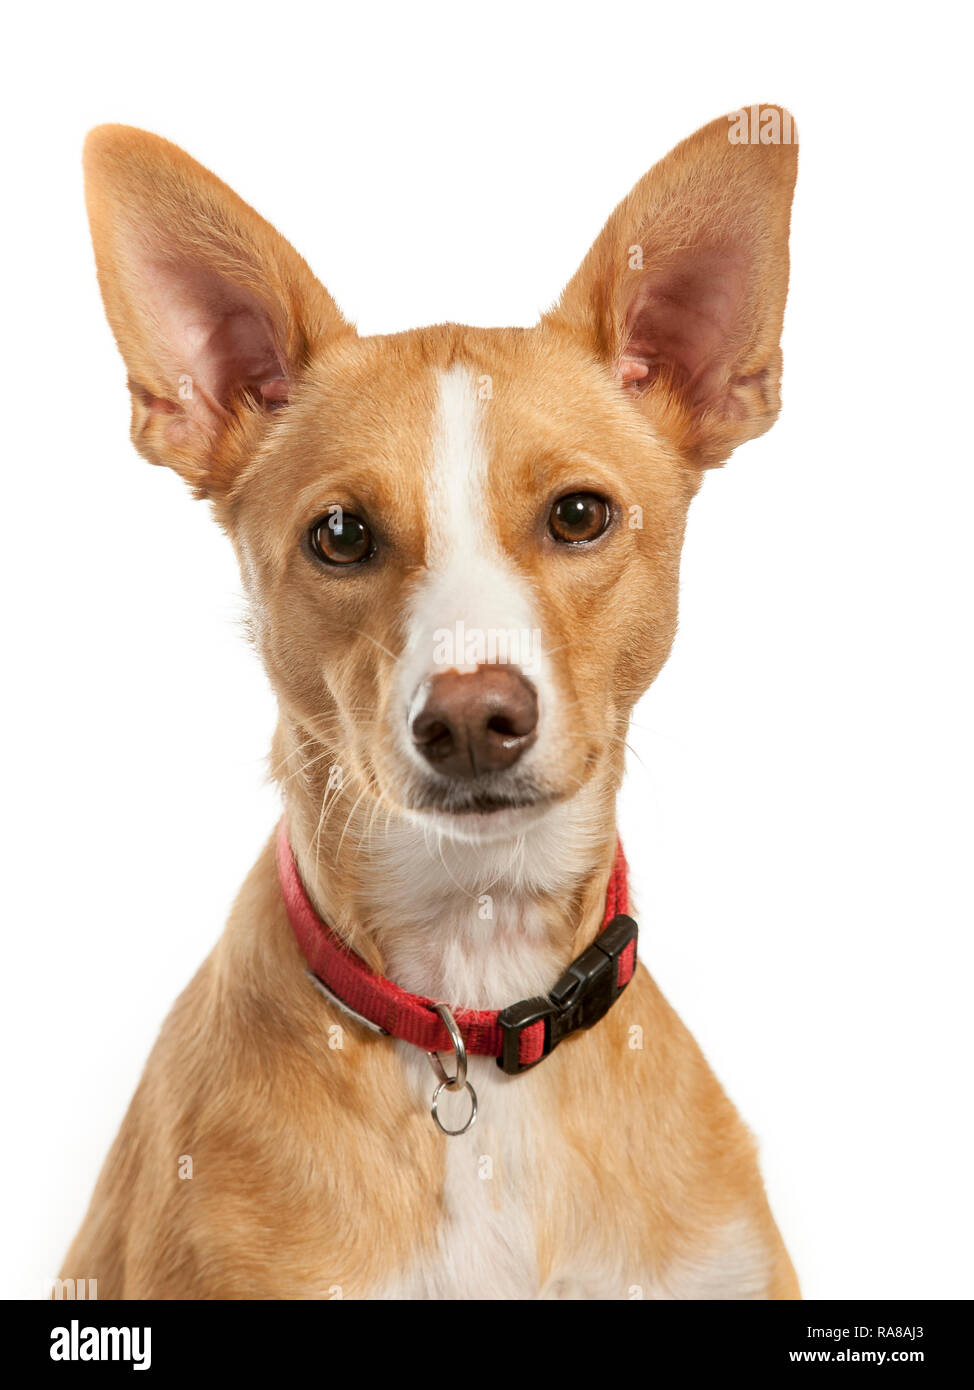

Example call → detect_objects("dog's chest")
377 1048 544 1299
362 884 568 1299
307 868 777 1300
345 845 775 1301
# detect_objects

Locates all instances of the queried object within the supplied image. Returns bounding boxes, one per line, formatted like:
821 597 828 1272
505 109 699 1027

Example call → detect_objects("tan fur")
65 110 799 1299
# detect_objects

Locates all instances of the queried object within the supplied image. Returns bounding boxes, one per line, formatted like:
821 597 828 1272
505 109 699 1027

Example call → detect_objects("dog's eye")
548 493 610 544
308 511 373 566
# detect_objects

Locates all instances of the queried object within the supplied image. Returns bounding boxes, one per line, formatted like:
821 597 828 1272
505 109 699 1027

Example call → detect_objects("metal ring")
430 1078 478 1136
426 1003 467 1092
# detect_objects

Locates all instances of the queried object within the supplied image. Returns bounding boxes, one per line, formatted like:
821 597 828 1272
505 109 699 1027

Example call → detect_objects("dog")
64 107 799 1300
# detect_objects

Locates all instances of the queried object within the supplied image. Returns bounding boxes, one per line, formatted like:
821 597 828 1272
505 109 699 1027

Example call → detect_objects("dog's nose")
411 666 538 778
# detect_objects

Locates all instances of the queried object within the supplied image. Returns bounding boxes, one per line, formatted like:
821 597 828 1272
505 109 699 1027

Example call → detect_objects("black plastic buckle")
496 914 638 1074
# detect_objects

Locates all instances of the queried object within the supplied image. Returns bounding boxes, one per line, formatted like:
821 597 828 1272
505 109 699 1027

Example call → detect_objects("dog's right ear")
83 126 354 496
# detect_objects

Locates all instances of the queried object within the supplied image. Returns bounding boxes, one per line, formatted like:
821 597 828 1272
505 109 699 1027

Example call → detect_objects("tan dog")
65 108 799 1300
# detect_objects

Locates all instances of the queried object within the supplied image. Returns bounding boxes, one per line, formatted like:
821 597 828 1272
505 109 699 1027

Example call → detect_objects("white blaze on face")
397 365 550 765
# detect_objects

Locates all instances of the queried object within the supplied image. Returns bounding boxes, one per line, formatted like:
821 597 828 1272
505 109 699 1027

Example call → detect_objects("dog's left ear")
544 107 798 467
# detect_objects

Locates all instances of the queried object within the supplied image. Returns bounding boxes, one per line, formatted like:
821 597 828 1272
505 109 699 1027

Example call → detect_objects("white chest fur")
378 1047 544 1300
371 875 559 1300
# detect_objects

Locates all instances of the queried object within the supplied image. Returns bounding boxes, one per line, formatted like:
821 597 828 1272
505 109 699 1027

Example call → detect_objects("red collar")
276 821 638 1074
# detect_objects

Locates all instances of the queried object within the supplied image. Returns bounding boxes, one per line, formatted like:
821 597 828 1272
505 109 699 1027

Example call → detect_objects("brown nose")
411 666 539 778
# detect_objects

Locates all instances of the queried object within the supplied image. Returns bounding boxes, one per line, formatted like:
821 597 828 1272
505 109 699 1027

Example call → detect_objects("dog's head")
84 113 796 847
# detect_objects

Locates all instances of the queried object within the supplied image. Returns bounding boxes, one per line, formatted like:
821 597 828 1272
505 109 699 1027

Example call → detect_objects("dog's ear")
83 126 354 495
544 107 798 468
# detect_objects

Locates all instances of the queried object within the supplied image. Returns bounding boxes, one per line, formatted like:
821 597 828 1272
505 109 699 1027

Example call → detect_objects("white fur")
395 366 557 789
652 1215 774 1300
531 1215 773 1301
376 971 554 1299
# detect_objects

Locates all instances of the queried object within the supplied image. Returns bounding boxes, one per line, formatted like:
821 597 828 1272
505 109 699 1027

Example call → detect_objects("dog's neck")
276 719 624 1009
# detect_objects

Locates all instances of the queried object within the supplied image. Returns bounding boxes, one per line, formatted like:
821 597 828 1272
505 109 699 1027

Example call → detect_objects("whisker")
351 629 402 665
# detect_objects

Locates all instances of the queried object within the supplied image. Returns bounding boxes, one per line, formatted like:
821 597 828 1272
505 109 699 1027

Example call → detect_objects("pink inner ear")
623 249 748 400
144 258 288 418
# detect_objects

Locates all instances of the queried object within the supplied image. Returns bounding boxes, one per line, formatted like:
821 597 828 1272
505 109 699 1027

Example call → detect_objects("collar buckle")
496 914 638 1074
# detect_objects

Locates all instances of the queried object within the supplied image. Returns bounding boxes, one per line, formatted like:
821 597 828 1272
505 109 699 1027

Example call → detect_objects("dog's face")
230 330 692 842
84 115 796 845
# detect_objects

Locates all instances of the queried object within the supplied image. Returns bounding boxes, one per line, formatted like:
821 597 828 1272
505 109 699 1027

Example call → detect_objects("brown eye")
308 510 373 566
548 492 610 544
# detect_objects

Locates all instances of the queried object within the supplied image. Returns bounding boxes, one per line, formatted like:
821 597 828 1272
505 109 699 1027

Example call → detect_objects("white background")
2 1 971 1301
